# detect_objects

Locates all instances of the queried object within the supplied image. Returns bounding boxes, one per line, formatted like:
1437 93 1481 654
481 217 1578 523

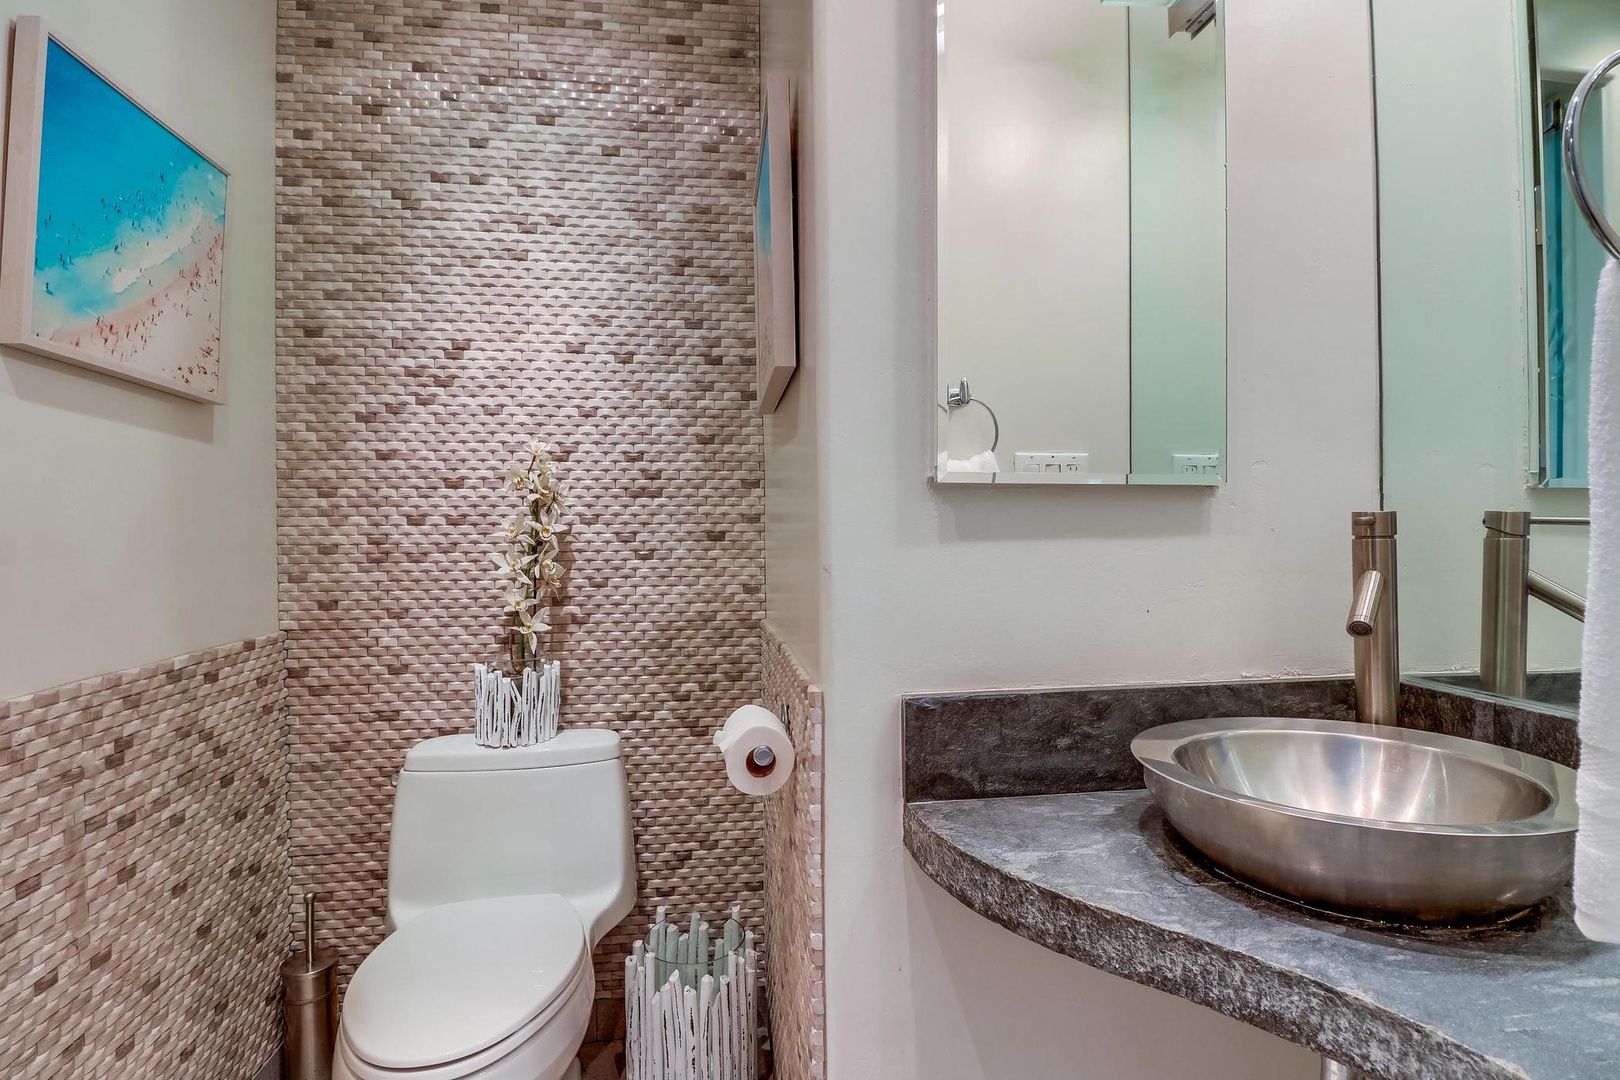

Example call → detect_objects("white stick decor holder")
626 904 758 1080
472 660 561 748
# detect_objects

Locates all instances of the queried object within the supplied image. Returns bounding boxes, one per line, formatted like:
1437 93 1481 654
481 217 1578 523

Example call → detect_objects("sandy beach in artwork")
39 225 224 393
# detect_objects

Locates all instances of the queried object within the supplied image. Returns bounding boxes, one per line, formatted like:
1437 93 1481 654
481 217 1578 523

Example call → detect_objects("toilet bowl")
333 730 636 1080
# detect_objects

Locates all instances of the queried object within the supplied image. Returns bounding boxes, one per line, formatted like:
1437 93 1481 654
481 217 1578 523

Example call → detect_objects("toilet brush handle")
304 892 317 969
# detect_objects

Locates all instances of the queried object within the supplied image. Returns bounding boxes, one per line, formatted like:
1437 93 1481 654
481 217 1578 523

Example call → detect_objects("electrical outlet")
1015 452 1089 474
1172 453 1221 476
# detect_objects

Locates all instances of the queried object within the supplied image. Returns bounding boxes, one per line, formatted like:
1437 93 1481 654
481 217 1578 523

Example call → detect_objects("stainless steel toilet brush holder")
282 892 338 1080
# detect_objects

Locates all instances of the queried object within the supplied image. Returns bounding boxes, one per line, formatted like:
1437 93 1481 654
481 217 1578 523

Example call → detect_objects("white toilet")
333 728 636 1080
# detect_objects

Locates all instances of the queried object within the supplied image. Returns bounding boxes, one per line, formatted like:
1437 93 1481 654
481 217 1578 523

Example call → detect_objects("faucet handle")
1482 510 1531 537
1351 510 1397 538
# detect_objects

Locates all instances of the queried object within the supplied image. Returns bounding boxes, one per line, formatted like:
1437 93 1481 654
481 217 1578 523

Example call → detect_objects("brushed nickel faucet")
1346 511 1399 726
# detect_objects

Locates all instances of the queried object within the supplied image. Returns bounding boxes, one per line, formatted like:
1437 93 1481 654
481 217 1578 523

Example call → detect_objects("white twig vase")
472 660 561 748
626 905 758 1080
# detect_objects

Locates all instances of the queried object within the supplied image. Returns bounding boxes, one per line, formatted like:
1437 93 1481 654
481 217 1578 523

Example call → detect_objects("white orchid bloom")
510 606 551 654
491 548 534 580
528 487 566 515
537 558 565 592
502 586 534 617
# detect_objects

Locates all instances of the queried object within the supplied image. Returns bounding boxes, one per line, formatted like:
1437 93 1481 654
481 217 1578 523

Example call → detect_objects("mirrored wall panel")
932 0 1227 486
1373 0 1611 714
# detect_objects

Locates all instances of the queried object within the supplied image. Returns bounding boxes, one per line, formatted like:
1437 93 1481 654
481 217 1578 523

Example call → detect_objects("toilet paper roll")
713 704 796 796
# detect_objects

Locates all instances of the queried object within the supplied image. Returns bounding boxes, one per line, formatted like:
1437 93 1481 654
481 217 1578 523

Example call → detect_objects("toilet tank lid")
404 730 621 772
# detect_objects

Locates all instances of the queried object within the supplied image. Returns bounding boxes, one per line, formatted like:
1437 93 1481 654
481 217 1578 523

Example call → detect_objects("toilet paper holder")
714 703 795 795
743 703 791 776
744 744 776 777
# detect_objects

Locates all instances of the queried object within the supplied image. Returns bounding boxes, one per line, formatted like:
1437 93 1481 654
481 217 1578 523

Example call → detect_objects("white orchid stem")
502 442 565 674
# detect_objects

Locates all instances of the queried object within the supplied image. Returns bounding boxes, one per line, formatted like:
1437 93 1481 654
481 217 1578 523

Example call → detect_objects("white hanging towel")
1578 258 1620 943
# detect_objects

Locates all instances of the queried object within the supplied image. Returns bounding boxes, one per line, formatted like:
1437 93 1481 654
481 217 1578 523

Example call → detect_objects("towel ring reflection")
1564 48 1620 261
938 378 1000 452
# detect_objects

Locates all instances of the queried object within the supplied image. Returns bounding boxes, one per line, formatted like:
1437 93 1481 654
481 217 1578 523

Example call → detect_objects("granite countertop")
905 791 1620 1080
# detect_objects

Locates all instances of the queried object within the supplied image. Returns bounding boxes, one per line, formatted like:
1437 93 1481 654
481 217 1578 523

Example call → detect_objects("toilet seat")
339 894 588 1077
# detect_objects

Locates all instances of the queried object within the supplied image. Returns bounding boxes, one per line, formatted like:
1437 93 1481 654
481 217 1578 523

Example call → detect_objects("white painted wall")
805 0 1381 1078
0 0 276 699
1374 0 1588 674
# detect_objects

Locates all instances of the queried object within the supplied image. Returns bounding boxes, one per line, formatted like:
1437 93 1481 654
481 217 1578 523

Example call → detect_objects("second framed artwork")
0 16 230 402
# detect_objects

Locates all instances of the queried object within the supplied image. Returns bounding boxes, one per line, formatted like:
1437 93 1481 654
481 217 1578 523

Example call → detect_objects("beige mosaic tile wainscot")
761 624 826 1080
0 636 289 1080
276 0 767 1030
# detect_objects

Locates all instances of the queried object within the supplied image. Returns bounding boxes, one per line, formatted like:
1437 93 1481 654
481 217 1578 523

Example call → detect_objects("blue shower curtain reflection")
1546 116 1568 480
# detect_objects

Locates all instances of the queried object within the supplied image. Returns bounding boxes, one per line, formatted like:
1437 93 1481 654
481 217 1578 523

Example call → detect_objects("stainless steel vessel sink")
1131 717 1577 925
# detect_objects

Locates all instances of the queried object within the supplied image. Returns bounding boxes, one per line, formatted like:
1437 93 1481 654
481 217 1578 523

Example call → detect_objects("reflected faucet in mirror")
1480 511 1590 698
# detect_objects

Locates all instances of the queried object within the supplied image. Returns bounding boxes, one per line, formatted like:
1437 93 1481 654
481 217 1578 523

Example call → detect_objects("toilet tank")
386 729 636 946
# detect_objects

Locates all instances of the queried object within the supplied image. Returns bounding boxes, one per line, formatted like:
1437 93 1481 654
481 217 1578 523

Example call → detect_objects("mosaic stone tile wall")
0 635 289 1080
275 0 766 1022
761 623 826 1080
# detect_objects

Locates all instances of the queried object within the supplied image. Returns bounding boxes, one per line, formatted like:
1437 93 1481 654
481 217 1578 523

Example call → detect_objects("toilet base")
561 1061 581 1080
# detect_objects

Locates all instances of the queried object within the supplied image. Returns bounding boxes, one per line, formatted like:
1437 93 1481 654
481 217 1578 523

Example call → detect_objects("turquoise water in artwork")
756 124 772 257
32 38 226 361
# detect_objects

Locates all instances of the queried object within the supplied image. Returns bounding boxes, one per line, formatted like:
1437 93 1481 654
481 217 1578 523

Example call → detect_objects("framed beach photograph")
754 72 797 415
0 16 229 403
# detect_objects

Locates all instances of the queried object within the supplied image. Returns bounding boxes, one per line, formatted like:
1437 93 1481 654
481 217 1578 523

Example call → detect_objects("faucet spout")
1346 569 1384 638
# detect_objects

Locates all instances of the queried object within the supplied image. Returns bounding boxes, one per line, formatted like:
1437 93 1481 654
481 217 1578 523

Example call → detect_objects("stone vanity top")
901 679 1616 1080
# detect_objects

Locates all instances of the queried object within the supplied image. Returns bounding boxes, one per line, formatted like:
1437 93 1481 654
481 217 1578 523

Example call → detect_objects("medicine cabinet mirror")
930 0 1227 486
